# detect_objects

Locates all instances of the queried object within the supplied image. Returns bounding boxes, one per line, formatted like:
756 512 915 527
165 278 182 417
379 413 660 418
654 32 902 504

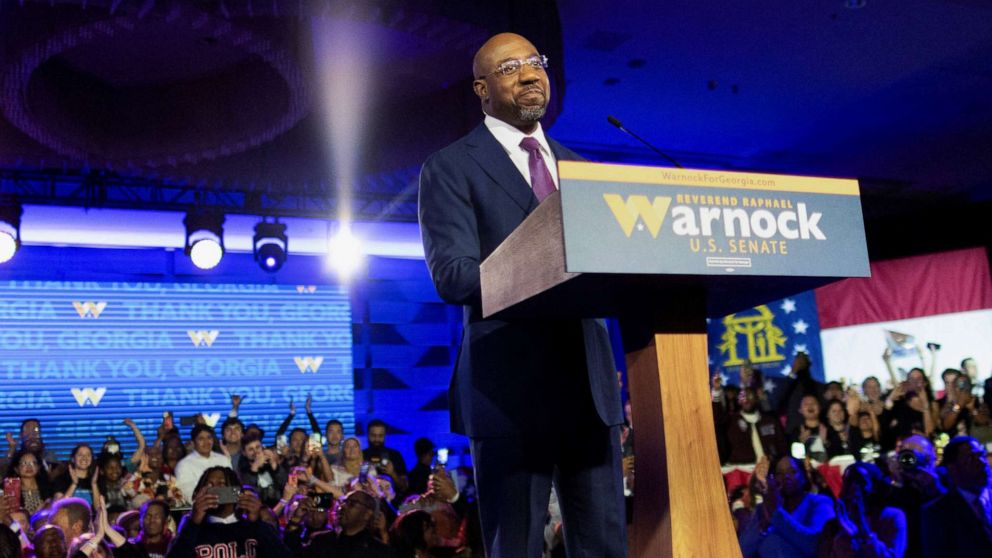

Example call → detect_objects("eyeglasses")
477 54 549 79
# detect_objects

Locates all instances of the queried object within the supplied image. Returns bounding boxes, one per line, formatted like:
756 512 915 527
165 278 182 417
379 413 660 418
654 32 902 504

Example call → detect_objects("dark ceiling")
1 0 990 258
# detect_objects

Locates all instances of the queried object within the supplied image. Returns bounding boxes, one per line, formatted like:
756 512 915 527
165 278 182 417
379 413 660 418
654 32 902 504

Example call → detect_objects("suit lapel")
465 123 538 214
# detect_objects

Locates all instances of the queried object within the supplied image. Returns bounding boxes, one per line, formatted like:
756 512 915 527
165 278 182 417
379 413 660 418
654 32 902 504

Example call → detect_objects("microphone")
607 115 684 169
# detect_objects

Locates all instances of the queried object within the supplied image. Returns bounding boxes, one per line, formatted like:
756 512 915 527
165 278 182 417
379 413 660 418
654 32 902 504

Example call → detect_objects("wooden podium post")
481 161 869 558
620 298 740 557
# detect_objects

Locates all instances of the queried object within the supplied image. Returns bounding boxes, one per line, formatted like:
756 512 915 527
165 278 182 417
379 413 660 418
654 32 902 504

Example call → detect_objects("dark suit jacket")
418 122 623 438
920 489 992 557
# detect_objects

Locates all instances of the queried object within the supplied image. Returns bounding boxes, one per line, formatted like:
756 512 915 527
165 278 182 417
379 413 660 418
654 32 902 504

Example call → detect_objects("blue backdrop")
0 278 353 459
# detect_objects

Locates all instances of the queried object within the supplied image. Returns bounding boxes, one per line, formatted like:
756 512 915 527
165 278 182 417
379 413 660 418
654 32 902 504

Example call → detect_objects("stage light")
326 224 363 278
253 219 288 272
184 210 225 270
0 198 23 264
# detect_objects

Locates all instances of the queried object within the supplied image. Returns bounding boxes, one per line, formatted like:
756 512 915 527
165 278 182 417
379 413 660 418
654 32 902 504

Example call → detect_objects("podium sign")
480 161 871 557
559 161 869 277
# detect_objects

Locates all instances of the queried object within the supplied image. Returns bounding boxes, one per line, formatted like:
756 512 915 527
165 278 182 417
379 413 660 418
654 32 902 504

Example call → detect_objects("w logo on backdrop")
294 356 324 374
71 387 107 407
296 285 317 294
73 301 107 318
603 194 672 238
187 330 220 348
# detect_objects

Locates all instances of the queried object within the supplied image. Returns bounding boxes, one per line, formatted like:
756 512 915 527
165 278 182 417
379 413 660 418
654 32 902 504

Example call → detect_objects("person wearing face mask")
740 455 835 557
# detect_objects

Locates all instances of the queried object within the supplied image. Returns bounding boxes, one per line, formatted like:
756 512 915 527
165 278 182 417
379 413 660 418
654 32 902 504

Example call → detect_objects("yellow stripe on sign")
558 161 860 196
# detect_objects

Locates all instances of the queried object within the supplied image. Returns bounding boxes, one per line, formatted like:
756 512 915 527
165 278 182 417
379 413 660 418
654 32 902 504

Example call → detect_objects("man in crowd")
237 431 287 507
418 32 626 557
173 424 232 505
715 387 788 465
364 419 409 495
166 466 291 557
128 500 172 558
220 417 245 471
921 435 992 557
888 434 945 558
47 497 91 544
407 437 436 496
288 490 394 558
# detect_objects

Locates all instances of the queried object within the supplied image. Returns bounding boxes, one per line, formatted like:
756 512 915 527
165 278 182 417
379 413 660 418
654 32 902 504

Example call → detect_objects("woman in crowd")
96 453 130 510
160 435 185 477
4 449 53 515
853 412 883 463
817 462 907 558
740 455 836 557
791 395 829 462
53 444 97 505
880 377 935 451
824 400 861 460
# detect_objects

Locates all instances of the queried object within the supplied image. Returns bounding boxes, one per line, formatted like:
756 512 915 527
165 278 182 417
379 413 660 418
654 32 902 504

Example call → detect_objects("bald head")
473 33 535 77
472 33 550 132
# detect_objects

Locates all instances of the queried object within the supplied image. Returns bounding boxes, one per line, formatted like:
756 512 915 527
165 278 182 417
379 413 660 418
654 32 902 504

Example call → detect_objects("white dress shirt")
483 115 559 191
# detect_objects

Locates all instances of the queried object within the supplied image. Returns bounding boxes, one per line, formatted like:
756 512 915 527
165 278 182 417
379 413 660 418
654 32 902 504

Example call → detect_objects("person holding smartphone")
4 449 52 514
165 466 291 558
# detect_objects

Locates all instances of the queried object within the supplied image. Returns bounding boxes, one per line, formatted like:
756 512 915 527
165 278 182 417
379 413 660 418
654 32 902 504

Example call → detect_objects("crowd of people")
0 394 481 558
712 348 992 557
3 347 990 558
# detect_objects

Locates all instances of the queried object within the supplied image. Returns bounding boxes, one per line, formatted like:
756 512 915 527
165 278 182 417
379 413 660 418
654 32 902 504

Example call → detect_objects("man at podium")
418 32 627 558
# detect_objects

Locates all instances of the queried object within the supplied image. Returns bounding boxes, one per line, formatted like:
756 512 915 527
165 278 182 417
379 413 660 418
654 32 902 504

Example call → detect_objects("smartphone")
163 411 175 431
359 462 370 483
435 447 449 469
179 415 199 427
3 478 21 505
308 433 323 452
208 486 242 505
276 435 289 454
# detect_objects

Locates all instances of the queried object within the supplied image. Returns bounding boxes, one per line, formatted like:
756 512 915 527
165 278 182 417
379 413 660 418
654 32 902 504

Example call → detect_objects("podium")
480 161 869 557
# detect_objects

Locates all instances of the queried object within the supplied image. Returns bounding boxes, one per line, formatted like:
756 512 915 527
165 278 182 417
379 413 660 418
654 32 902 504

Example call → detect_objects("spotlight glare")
0 231 17 263
184 210 225 270
0 198 23 264
189 238 224 270
327 225 363 277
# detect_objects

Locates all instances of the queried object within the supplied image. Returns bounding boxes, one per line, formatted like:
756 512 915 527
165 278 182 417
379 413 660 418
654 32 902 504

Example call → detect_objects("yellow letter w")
602 194 672 238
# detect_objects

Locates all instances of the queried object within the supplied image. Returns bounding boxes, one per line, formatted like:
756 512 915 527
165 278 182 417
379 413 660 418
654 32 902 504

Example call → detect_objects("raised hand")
305 393 313 414
237 491 263 522
191 488 220 525
230 394 244 408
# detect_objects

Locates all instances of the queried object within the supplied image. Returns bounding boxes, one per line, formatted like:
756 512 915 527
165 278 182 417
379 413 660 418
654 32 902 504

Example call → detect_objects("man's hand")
429 467 457 501
190 488 219 525
305 393 313 414
230 394 244 409
289 397 296 415
237 491 263 522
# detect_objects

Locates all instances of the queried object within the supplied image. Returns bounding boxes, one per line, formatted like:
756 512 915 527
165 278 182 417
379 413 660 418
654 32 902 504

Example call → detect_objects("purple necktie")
519 137 556 202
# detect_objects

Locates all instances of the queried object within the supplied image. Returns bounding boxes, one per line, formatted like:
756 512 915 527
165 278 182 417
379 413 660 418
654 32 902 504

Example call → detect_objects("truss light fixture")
184 210 225 270
254 219 288 272
0 197 23 264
